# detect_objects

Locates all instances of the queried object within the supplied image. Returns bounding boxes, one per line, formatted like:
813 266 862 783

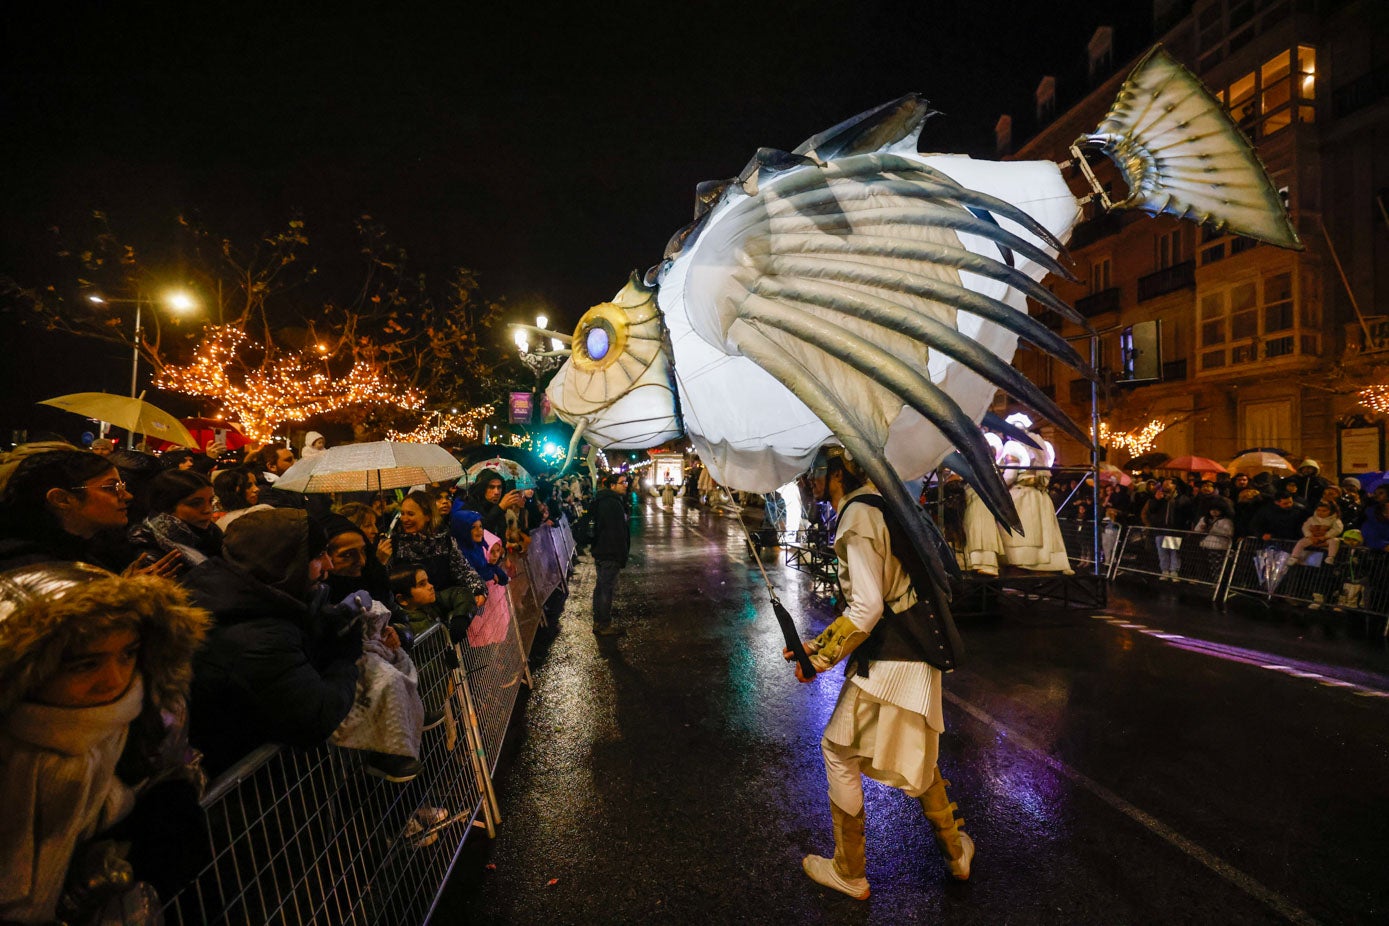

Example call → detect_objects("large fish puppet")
528 46 1300 655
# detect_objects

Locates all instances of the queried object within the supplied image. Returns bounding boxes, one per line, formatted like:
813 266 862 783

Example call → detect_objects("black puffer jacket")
183 558 362 776
589 488 630 566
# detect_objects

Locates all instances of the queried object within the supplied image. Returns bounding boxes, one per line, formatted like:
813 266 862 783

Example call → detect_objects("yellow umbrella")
39 392 199 449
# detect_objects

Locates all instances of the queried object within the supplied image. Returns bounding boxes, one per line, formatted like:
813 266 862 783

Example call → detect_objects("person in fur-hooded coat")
0 563 209 923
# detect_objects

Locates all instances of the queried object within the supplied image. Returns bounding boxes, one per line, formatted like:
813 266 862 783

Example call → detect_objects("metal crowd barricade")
781 529 838 591
1108 525 1235 599
1054 518 1101 572
163 545 558 925
1222 537 1389 624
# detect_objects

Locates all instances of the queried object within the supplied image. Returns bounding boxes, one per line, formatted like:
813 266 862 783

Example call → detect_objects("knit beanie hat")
222 508 327 599
318 513 365 543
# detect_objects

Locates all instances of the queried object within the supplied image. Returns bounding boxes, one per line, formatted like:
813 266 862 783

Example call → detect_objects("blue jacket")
449 504 509 585
1359 509 1389 552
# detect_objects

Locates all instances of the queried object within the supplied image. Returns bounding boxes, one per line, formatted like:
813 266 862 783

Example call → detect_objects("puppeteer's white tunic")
822 487 944 798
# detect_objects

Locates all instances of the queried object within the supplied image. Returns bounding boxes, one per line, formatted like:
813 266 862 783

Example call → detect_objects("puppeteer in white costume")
998 426 1073 574
961 486 1005 576
522 46 1301 901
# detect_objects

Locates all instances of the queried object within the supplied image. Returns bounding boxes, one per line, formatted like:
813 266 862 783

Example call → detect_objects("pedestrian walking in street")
590 472 630 637
787 447 972 901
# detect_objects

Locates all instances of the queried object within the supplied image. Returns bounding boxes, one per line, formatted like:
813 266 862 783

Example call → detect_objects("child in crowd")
0 563 209 924
390 565 477 638
1100 506 1123 565
1195 498 1235 552
327 590 427 781
1291 501 1343 565
128 469 222 565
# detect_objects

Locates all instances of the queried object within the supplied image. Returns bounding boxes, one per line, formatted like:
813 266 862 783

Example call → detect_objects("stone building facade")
1000 0 1388 477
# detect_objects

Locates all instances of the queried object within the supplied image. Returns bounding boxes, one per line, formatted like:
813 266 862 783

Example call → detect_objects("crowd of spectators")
1044 459 1389 591
0 435 575 923
1049 460 1387 548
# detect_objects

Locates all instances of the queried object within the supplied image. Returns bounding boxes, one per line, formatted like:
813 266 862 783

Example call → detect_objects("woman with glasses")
0 450 180 578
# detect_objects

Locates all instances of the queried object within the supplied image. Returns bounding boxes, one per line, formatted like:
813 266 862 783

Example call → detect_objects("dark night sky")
0 0 1152 436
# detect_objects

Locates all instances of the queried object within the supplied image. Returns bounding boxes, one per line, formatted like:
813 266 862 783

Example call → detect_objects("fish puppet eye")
571 303 631 373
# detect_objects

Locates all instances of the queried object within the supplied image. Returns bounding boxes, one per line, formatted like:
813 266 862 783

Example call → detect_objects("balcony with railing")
1068 212 1124 250
1075 286 1122 318
1137 260 1195 302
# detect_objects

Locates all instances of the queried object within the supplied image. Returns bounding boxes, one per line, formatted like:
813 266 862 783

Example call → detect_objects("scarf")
137 512 222 561
0 677 144 921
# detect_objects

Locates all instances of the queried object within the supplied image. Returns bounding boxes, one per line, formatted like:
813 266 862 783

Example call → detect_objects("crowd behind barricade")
0 434 589 924
916 457 1388 615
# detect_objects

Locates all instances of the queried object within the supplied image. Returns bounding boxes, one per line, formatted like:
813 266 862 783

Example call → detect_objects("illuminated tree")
4 211 510 439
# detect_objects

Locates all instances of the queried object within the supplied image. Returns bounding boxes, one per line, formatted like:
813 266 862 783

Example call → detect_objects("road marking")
1093 618 1389 698
944 690 1323 926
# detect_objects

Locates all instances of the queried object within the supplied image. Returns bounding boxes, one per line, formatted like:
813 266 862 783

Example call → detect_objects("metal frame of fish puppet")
525 46 1301 667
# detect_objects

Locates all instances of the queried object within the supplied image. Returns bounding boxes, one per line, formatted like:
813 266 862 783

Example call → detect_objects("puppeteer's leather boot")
802 801 870 900
919 769 975 880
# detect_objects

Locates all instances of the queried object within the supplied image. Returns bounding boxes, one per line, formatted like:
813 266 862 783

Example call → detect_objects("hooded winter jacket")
448 507 509 586
0 563 209 923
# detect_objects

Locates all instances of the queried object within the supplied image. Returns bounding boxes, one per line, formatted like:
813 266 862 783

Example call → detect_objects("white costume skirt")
822 682 939 798
1001 485 1073 573
962 487 1005 575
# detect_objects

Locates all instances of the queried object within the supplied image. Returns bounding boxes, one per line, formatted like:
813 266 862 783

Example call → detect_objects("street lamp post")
514 314 566 385
88 289 198 447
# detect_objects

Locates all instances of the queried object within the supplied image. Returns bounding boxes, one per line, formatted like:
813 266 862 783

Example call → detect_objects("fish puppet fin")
1080 44 1302 250
658 100 1098 588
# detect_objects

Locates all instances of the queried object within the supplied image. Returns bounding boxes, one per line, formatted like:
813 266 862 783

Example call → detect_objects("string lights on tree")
1358 385 1389 416
1093 418 1169 458
386 405 495 444
155 325 425 442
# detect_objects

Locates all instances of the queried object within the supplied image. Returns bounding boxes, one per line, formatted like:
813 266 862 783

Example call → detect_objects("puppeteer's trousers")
592 560 622 626
821 684 939 814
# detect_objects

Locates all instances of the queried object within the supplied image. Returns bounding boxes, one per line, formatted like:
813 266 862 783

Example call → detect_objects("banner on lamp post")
508 392 534 424
541 394 555 423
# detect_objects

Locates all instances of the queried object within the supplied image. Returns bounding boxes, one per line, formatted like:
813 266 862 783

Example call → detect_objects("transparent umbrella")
1254 545 1292 600
274 441 462 493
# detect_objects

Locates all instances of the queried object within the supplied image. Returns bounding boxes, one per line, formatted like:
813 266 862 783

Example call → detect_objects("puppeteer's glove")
807 615 869 672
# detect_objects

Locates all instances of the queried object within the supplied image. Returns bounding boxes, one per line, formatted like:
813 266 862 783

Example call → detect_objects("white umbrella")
1227 451 1294 476
275 441 462 493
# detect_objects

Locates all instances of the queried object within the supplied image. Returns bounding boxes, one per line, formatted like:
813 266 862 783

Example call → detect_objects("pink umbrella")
1160 455 1227 474
1098 463 1132 486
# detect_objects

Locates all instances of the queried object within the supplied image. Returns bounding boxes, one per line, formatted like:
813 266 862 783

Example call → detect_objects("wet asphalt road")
436 498 1389 925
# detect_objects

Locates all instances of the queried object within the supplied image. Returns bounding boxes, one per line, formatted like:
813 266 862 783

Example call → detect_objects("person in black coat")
1249 494 1306 542
589 472 631 636
183 508 362 776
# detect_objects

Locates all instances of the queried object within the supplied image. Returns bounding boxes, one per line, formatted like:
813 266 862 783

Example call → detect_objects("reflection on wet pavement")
439 497 1388 925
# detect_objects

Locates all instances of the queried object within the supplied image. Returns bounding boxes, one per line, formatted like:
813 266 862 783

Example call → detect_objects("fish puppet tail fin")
1073 44 1302 250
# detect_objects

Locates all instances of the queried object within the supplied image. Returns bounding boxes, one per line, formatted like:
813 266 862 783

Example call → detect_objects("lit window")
1264 273 1293 332
1219 45 1317 138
